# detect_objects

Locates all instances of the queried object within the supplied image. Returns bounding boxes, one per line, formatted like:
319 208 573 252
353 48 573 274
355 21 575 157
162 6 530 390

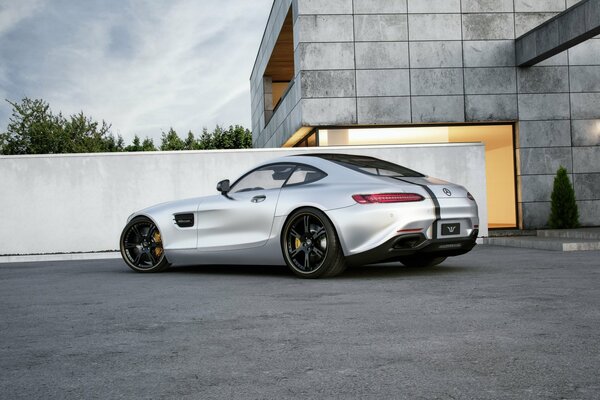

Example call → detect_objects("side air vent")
174 213 194 228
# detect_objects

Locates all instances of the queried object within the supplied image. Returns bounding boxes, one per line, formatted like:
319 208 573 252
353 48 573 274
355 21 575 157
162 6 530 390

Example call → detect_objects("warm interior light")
271 82 289 109
353 193 425 204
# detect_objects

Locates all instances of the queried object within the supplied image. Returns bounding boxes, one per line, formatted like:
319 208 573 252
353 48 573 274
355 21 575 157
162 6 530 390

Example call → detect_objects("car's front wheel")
282 208 346 278
120 216 169 272
398 255 447 268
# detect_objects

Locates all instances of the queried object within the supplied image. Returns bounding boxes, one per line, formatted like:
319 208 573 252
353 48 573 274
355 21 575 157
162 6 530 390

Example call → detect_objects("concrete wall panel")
354 14 408 41
296 15 354 43
407 0 460 13
410 68 464 95
571 93 600 119
463 40 515 67
297 0 353 14
356 69 410 97
514 0 566 12
464 67 517 94
301 70 356 98
357 97 412 124
408 14 462 41
519 147 573 175
411 96 465 123
569 39 600 65
409 41 463 68
517 66 569 93
578 200 600 226
462 0 514 13
569 66 600 92
519 174 555 202
356 42 409 69
301 98 357 125
518 93 570 120
462 14 515 40
465 94 518 121
572 120 600 146
573 147 600 173
353 0 407 14
520 201 551 227
296 42 355 70
518 120 572 147
574 174 600 200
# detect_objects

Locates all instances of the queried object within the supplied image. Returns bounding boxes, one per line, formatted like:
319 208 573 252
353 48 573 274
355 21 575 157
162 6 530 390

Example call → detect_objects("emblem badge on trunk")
443 188 452 196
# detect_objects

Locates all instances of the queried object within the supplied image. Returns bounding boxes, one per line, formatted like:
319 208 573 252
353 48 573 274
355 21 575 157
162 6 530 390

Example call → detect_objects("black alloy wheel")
282 208 346 278
120 216 169 272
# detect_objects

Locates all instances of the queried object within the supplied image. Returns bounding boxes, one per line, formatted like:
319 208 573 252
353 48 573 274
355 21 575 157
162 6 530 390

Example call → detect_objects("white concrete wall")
0 144 487 255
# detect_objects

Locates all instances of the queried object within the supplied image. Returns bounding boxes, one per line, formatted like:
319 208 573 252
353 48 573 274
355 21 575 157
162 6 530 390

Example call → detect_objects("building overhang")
516 0 600 66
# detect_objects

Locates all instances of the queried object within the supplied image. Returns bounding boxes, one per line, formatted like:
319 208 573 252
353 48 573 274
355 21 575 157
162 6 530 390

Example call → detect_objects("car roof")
246 154 365 181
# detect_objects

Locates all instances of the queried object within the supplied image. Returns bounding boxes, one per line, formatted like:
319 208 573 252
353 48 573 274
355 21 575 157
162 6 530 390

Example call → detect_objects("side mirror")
216 179 230 194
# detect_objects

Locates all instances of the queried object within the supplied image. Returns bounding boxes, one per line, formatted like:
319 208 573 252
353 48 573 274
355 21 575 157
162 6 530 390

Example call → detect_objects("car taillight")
352 193 425 204
467 192 475 201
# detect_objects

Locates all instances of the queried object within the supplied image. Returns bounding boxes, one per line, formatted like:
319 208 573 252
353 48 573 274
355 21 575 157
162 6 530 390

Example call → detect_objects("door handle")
251 195 266 203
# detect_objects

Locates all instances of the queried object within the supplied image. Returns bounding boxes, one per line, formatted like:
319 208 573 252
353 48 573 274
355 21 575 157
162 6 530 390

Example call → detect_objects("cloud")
0 0 273 143
0 0 44 37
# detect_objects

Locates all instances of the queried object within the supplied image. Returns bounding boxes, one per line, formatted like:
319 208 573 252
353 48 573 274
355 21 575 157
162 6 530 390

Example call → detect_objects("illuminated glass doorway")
315 125 517 229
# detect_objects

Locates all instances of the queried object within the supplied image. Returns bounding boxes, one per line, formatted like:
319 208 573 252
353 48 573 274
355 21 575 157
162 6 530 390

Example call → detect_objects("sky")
0 0 273 143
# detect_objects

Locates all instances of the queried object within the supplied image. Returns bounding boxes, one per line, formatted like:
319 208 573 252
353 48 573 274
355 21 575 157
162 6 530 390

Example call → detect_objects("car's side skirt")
164 236 285 266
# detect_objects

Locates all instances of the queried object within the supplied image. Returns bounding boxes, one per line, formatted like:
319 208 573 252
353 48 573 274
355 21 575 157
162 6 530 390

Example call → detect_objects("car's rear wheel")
398 255 447 268
282 208 346 278
120 216 169 273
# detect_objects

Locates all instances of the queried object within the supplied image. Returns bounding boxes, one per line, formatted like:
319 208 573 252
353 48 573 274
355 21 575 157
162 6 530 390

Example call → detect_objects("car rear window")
310 154 424 178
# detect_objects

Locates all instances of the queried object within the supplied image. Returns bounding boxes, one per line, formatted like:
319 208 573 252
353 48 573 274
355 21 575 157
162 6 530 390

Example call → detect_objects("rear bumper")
346 229 478 266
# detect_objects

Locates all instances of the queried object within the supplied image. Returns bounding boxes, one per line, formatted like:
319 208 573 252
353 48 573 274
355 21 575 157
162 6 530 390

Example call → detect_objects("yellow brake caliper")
153 231 163 258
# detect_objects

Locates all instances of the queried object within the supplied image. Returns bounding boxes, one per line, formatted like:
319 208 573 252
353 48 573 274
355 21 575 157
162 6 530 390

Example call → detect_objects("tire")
120 216 170 273
398 255 447 268
281 208 346 278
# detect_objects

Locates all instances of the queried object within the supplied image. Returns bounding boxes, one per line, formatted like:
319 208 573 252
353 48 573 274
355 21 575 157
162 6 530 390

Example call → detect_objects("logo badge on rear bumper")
441 223 460 236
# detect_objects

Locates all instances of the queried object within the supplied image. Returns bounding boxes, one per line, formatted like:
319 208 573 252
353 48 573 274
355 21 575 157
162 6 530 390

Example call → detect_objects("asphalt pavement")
1 246 599 399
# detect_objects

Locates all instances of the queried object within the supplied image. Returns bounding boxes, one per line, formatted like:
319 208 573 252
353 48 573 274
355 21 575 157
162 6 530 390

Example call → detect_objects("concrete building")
250 0 600 230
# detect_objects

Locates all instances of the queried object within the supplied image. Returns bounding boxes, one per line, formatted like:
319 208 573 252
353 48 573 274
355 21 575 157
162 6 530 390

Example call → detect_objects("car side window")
230 164 295 194
285 165 327 186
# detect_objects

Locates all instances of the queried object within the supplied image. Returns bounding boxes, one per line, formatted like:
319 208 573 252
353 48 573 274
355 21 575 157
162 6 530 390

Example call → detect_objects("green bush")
548 166 580 229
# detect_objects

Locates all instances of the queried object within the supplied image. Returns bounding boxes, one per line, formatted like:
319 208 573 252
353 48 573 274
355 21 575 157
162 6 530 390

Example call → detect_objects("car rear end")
304 153 479 266
326 176 478 266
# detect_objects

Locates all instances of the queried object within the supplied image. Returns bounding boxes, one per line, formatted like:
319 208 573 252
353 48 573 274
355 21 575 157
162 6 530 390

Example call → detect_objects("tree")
548 166 580 229
156 125 253 151
1 98 253 154
125 135 157 152
0 98 124 154
160 127 185 151
125 135 143 152
184 131 197 150
198 127 214 150
141 137 157 151
1 98 62 154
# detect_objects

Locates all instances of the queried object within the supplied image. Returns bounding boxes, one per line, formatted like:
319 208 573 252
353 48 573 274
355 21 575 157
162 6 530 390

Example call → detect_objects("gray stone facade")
250 0 600 229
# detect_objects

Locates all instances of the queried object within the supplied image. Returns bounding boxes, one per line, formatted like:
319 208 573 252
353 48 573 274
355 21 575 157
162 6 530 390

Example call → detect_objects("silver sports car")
120 153 479 278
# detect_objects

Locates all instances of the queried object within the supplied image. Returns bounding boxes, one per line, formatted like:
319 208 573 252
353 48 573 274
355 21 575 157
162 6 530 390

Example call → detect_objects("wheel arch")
125 213 169 246
279 205 347 255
